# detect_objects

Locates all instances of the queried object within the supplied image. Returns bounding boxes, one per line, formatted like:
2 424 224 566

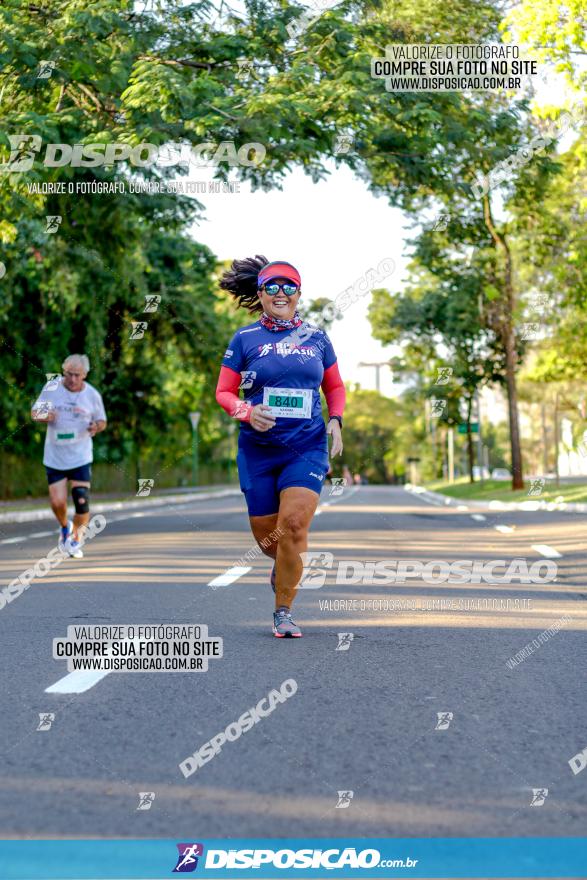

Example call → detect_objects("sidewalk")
405 483 587 514
0 484 241 524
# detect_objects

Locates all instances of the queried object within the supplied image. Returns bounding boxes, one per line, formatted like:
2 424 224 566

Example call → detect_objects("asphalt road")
0 484 586 839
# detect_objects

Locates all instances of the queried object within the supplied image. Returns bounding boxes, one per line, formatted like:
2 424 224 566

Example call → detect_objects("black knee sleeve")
72 486 90 514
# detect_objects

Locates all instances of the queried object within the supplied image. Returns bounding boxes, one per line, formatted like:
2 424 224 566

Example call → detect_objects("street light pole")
189 411 201 486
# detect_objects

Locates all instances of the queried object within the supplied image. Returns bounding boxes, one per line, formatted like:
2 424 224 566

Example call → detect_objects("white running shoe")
64 535 84 558
58 520 73 553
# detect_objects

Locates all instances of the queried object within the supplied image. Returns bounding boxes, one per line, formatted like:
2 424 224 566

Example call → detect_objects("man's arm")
89 390 107 436
31 402 55 423
88 419 106 437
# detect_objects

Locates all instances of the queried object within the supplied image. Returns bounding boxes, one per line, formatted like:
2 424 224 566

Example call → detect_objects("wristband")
233 401 252 422
328 415 343 429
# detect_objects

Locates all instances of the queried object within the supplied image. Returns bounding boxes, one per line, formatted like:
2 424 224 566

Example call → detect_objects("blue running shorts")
237 437 329 517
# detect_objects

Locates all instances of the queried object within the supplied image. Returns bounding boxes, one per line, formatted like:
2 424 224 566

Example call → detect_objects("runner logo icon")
435 711 453 730
136 791 155 810
335 790 354 808
530 788 548 806
36 713 55 731
173 843 204 872
240 370 256 390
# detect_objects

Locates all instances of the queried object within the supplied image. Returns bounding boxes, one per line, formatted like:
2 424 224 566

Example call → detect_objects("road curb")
405 483 587 513
0 488 242 525
404 483 456 507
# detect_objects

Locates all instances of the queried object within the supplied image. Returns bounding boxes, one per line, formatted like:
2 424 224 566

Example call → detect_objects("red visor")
258 261 301 287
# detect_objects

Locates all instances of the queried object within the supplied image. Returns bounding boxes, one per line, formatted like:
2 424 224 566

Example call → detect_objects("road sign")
458 422 479 434
189 412 201 485
189 411 201 430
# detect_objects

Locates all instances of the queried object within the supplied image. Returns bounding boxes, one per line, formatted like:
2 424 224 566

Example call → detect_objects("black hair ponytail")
219 254 269 314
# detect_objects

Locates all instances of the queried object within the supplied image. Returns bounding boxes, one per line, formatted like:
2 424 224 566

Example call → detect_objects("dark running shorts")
45 463 92 485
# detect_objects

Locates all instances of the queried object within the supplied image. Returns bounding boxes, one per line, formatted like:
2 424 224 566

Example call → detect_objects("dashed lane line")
207 566 252 588
45 669 109 694
531 544 563 559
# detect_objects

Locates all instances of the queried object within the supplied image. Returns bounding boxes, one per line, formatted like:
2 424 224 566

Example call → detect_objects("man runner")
31 354 107 558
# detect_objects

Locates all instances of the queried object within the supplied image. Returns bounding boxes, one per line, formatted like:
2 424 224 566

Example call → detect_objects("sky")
189 161 409 398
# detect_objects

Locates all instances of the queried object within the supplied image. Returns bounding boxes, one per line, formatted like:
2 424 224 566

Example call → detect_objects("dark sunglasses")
261 282 299 297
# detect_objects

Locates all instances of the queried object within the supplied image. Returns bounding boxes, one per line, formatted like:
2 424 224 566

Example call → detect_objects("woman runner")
216 256 346 638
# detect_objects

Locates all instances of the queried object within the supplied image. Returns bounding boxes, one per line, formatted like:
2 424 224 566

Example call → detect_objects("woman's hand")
327 418 343 456
249 404 276 432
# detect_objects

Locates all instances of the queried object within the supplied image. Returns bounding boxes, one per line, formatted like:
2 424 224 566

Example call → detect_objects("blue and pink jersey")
217 319 345 450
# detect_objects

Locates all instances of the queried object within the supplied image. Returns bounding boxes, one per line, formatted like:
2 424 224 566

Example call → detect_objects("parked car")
472 466 490 479
491 468 511 481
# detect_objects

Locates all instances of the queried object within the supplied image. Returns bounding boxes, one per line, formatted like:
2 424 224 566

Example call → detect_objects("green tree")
330 0 576 488
334 386 406 483
368 220 509 480
502 0 587 101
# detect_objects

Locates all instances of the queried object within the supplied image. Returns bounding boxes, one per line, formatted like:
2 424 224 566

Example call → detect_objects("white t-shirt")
32 379 107 470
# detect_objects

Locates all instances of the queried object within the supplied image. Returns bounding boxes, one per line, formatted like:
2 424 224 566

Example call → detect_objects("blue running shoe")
58 520 73 553
64 535 84 559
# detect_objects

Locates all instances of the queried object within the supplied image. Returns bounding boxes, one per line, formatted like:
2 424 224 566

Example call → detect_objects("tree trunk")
482 195 524 490
466 395 475 482
541 403 548 474
504 325 523 488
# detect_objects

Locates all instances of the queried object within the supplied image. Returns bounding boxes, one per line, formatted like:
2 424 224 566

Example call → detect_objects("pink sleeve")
215 366 252 422
321 362 346 418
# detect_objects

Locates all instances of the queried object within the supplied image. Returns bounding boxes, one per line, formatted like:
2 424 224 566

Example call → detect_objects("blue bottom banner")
1 838 586 879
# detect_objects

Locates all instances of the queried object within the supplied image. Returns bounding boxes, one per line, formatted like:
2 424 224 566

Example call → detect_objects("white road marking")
414 493 444 507
45 670 110 694
1 530 59 543
495 525 514 534
1 530 53 544
207 566 251 588
471 514 486 521
531 544 563 559
0 488 242 525
405 485 451 507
